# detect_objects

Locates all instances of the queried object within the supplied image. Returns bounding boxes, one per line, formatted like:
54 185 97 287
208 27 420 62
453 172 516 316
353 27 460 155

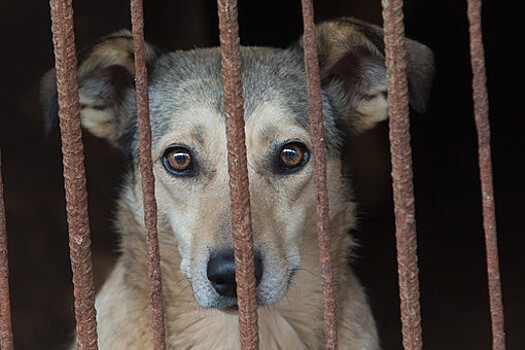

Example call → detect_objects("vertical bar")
300 1 338 349
129 1 167 349
0 151 14 350
466 1 506 349
49 1 99 348
216 1 259 349
381 1 423 349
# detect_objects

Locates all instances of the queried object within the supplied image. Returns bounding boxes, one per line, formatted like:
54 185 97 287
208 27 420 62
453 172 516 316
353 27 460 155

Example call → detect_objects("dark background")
0 0 523 349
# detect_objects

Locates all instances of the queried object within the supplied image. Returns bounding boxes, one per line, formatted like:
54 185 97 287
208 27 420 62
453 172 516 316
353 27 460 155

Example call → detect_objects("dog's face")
151 90 319 307
41 19 434 309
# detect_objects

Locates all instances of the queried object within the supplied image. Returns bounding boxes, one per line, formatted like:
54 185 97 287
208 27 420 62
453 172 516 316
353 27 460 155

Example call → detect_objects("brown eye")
162 146 196 176
277 142 309 174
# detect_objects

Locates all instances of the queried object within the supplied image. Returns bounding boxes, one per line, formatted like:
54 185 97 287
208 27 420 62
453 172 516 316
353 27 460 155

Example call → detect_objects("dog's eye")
162 147 196 176
277 142 309 174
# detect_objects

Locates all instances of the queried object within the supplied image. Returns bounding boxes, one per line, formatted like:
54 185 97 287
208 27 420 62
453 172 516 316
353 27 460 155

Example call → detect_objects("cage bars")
49 0 99 348
36 0 507 349
466 0 506 349
0 151 14 350
217 1 260 348
300 1 339 349
130 0 168 349
381 0 423 349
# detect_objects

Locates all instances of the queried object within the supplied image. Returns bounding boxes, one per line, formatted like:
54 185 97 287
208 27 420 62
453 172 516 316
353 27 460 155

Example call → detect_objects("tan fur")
69 102 379 349
316 22 383 67
314 22 389 133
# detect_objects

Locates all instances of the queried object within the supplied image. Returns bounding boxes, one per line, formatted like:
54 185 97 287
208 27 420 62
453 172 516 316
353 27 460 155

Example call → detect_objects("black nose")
207 250 263 298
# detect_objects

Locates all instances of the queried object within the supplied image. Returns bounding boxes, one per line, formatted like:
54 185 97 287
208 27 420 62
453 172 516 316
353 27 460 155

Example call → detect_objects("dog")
41 17 433 349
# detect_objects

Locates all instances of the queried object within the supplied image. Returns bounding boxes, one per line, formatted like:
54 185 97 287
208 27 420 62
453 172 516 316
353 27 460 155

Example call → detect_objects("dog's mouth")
205 285 294 311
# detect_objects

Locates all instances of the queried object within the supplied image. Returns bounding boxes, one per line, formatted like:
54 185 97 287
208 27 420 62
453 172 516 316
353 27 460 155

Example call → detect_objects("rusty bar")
466 0 506 349
300 1 339 349
381 0 423 349
49 0 99 348
129 0 167 348
217 0 259 349
0 151 14 350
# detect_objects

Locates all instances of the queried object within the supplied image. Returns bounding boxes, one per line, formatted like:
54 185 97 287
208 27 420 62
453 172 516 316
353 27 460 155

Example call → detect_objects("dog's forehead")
148 47 310 134
155 103 310 152
137 46 345 156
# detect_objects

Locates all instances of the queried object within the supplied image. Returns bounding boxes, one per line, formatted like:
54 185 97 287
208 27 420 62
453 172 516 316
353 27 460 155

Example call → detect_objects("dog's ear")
40 30 159 147
294 18 434 133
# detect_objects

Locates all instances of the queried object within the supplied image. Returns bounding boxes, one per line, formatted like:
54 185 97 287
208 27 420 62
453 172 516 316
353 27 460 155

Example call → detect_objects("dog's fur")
41 18 433 349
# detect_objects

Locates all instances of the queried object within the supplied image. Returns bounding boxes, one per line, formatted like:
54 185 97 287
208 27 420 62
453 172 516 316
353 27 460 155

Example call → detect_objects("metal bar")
49 0 99 348
381 1 423 349
0 151 14 350
300 1 338 349
216 1 259 349
466 1 506 349
129 1 167 349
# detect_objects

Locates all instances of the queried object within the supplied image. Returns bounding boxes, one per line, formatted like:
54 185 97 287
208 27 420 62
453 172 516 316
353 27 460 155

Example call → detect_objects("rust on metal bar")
129 0 167 348
466 1 506 349
300 1 338 349
0 151 14 350
49 0 98 348
381 0 423 349
217 0 259 349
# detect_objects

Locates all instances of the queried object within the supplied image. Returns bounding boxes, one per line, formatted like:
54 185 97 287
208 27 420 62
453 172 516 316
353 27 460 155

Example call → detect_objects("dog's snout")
207 251 263 298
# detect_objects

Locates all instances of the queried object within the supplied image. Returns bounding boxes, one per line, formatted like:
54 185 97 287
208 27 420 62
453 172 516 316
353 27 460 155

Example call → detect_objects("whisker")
158 238 178 248
293 267 316 278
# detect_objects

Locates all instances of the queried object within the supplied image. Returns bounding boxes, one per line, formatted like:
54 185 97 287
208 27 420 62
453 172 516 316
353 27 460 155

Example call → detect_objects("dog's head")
41 19 433 309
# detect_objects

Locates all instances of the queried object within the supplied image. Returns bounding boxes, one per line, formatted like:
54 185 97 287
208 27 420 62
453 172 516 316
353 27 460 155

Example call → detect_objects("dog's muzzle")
207 250 263 299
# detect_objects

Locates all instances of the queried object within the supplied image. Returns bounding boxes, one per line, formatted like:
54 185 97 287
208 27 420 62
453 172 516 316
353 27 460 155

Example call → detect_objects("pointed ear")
39 30 159 147
296 18 434 133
